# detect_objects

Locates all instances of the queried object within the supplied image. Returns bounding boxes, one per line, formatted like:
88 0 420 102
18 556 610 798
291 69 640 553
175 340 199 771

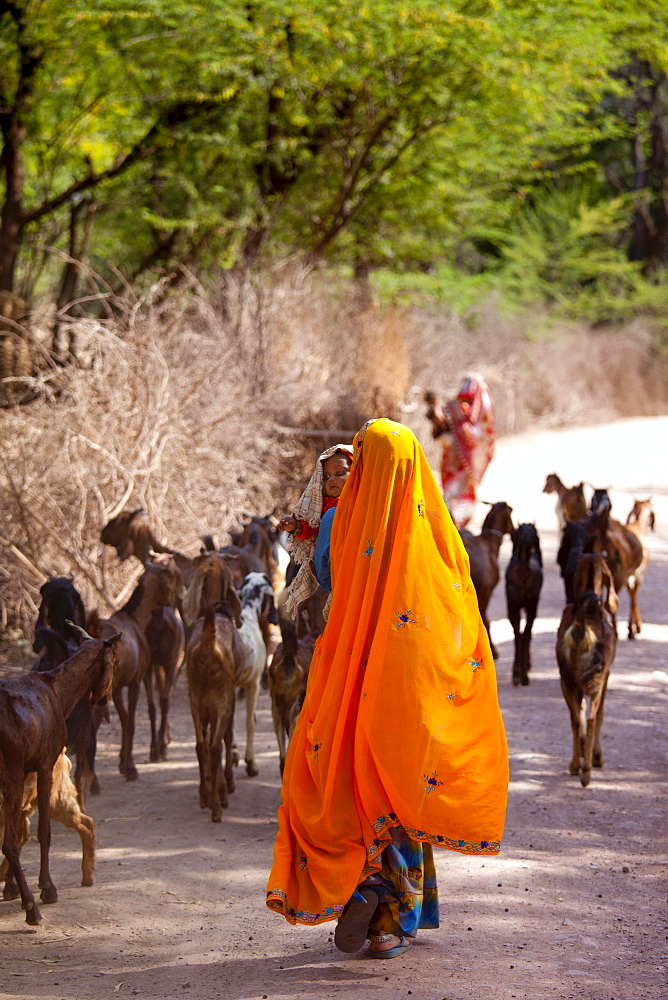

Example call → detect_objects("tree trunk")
0 118 27 293
52 197 97 359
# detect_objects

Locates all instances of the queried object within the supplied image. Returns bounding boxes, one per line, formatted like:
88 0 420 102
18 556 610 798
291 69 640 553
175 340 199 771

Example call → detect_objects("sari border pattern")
265 813 500 925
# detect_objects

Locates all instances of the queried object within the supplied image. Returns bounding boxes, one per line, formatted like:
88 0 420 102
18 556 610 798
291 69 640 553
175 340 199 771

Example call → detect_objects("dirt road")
2 417 667 1000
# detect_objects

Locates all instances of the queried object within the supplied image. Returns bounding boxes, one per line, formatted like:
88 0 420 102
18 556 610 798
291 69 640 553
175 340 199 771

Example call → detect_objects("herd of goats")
0 471 655 926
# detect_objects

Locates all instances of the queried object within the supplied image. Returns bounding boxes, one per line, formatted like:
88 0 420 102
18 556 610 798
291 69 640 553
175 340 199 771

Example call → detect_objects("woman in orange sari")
266 418 508 958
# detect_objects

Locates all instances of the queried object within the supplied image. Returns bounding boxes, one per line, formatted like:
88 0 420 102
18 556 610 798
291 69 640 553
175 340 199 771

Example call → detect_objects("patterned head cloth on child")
284 443 354 620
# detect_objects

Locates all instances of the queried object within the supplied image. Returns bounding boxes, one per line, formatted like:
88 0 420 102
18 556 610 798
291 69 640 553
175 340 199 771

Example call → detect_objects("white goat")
233 573 279 776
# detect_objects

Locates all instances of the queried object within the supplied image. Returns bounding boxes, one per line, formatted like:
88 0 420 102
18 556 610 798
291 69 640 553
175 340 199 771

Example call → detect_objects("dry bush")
0 266 665 635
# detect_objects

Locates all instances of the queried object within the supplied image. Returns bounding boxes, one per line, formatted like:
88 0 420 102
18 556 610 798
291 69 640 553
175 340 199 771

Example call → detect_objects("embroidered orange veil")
266 419 508 925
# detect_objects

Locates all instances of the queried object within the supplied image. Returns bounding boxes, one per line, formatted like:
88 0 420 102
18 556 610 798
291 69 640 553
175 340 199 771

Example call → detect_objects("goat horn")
103 632 122 647
480 500 493 507
269 515 280 528
219 552 241 560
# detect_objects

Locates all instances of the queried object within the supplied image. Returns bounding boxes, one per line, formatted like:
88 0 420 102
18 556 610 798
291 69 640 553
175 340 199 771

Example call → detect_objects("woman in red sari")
425 373 496 528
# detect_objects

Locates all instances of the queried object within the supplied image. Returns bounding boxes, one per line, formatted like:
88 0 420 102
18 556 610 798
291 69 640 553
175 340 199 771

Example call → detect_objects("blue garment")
314 506 335 591
354 827 440 939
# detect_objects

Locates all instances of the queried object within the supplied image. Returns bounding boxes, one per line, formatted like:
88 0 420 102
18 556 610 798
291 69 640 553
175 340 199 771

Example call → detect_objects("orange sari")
266 419 508 925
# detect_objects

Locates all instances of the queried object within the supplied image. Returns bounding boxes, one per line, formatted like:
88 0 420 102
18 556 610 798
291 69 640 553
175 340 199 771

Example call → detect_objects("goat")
623 498 655 638
33 578 101 807
268 615 315 775
543 474 587 527
589 487 612 516
87 560 181 781
101 519 188 759
144 606 184 762
557 518 589 605
459 501 514 658
556 591 616 787
142 554 185 762
0 629 119 924
229 517 280 587
505 523 543 687
182 551 242 634
33 626 107 808
35 576 86 635
100 508 195 586
232 573 279 777
185 603 238 822
584 504 644 640
573 552 619 623
1 750 96 900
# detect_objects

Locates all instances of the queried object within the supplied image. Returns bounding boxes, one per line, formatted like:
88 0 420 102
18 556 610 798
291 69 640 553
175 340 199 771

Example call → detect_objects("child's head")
322 450 352 498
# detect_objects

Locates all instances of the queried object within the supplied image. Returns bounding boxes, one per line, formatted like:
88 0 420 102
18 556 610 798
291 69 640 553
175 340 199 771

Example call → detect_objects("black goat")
505 524 543 686
33 579 103 807
557 519 589 605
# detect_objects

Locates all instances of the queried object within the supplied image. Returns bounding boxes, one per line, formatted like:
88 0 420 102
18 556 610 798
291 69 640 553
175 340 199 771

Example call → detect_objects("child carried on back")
279 445 353 619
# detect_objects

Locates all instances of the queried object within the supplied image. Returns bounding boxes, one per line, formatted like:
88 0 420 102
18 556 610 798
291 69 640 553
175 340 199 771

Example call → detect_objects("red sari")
440 373 495 528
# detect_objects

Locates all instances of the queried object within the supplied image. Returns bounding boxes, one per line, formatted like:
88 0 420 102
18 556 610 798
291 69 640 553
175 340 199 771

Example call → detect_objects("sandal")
334 888 379 953
368 934 412 959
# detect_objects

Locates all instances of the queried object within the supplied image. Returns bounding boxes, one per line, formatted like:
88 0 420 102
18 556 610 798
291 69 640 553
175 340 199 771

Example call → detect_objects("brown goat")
556 591 616 787
585 505 644 639
100 508 195 585
0 751 96 899
229 518 280 587
543 474 587 527
88 560 180 781
268 616 315 774
573 552 619 623
186 604 240 822
182 551 242 633
0 631 118 924
142 554 185 762
624 498 655 637
460 501 514 658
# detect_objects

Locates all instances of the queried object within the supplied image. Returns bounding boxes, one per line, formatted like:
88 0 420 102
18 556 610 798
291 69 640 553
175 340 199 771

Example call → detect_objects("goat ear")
66 620 94 642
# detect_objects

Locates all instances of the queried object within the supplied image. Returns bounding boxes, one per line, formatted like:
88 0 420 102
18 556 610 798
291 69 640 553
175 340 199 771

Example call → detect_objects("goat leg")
143 668 160 763
121 681 140 781
223 715 235 796
592 675 609 769
482 611 498 660
509 603 522 685
271 699 288 776
521 603 538 686
627 581 640 639
36 765 58 904
244 680 260 777
561 681 583 776
1 780 42 923
210 726 226 823
0 793 30 900
195 738 210 810
158 689 171 760
50 790 96 888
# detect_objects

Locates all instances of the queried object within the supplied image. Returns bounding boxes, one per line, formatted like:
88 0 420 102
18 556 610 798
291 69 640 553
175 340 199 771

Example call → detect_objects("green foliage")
1 0 668 329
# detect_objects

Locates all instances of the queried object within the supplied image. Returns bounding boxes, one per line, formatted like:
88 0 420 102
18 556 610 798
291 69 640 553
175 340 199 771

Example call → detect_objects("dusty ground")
1 416 667 1000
